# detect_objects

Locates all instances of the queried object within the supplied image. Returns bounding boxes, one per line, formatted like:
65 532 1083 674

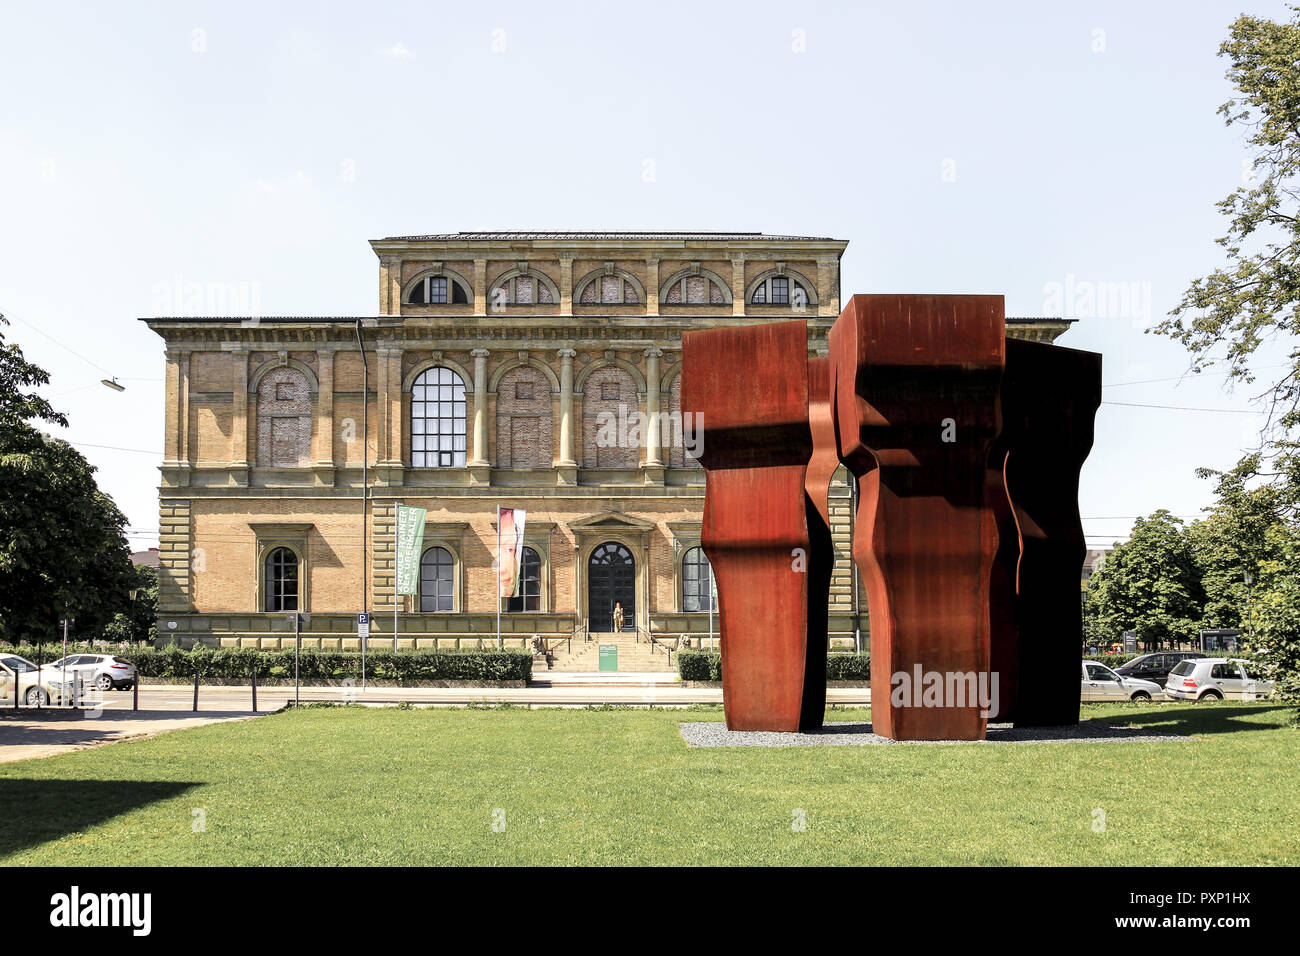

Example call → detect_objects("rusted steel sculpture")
801 355 841 727
990 338 1102 726
830 294 1005 741
681 320 828 732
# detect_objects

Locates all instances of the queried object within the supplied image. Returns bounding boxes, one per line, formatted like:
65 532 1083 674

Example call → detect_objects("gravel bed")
678 719 1190 748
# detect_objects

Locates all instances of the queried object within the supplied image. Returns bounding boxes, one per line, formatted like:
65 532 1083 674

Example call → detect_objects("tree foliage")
1085 511 1204 650
0 315 139 642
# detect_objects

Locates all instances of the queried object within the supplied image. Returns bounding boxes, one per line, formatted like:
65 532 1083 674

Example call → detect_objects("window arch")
505 547 542 612
411 367 467 468
748 269 818 308
681 546 715 612
575 267 643 305
660 268 732 305
496 366 553 467
256 366 312 466
406 272 471 305
419 547 455 612
581 365 639 468
490 268 558 307
265 547 300 612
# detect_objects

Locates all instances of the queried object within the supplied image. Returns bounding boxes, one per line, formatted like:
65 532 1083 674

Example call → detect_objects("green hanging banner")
394 504 427 596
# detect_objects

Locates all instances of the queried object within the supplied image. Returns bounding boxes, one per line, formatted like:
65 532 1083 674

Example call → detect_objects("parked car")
0 654 76 706
1115 651 1206 688
1163 658 1275 702
1081 660 1162 701
46 653 137 691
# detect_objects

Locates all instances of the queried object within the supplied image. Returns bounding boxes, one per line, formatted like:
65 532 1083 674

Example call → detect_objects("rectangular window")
771 277 789 304
429 277 448 304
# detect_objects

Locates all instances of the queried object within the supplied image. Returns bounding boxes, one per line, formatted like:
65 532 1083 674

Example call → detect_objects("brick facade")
144 231 1069 650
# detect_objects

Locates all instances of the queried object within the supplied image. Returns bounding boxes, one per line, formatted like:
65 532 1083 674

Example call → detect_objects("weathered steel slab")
991 338 1102 726
682 320 823 732
830 294 1005 741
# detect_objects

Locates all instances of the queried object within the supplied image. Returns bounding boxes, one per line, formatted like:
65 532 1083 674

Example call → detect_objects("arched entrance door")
588 542 635 632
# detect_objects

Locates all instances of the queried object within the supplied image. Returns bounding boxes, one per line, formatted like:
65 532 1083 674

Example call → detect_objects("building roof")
142 314 1071 325
379 231 841 242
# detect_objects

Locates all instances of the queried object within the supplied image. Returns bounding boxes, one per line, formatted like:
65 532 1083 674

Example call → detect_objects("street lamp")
100 377 125 392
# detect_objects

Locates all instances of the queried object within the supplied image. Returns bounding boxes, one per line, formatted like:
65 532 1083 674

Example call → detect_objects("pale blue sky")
0 0 1288 550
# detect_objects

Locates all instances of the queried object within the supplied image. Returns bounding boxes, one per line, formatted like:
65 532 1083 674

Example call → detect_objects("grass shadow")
1095 702 1296 736
0 779 200 857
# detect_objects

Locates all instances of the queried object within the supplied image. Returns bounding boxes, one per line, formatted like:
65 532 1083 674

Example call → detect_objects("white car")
46 653 137 691
1081 660 1162 701
1163 658 1275 702
0 654 76 706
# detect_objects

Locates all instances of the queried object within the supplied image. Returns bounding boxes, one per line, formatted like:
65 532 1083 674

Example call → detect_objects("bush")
0 643 532 683
676 650 870 682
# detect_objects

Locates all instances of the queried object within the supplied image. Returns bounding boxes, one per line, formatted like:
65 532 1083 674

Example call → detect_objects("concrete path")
0 710 261 764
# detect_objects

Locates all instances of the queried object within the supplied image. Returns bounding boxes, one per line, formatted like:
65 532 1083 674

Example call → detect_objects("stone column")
557 348 577 465
473 260 487 315
470 348 490 466
386 348 403 468
314 348 336 473
644 347 663 468
559 259 573 314
646 258 660 316
731 257 746 316
230 348 250 483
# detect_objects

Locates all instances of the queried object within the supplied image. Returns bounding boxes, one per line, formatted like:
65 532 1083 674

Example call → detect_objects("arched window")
682 547 715 612
496 366 553 467
256 367 312 466
419 547 455 612
411 367 467 467
576 268 642 305
491 270 557 307
661 270 730 305
582 366 639 468
750 275 811 307
407 274 470 305
505 547 541 612
265 547 299 612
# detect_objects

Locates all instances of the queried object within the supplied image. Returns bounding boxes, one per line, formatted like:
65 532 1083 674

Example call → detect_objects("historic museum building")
144 231 1070 654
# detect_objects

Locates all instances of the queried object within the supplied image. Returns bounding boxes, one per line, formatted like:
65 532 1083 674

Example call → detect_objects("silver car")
1081 660 1162 701
1163 657 1275 702
46 653 138 691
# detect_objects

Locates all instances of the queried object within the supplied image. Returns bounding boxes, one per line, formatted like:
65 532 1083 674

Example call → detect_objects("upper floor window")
256 366 312 467
750 275 810 306
408 274 469 305
505 547 542 612
265 547 300 612
491 270 558 307
576 267 642 305
411 367 467 467
661 269 731 305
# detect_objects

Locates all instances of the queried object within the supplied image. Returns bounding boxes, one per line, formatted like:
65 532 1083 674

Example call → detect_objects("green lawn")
2 702 1296 865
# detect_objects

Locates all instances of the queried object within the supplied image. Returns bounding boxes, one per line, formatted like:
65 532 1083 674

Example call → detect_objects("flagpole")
496 505 502 651
394 503 400 653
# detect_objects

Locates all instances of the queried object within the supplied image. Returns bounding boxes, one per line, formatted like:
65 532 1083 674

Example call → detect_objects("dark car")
1115 651 1206 688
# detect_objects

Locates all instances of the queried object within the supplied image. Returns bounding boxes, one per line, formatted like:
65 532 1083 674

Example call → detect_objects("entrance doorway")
588 542 635 632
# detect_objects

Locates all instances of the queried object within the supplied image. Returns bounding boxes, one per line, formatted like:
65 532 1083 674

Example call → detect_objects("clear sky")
0 0 1288 552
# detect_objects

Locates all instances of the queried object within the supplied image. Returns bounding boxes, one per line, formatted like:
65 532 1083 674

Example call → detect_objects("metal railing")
636 625 675 660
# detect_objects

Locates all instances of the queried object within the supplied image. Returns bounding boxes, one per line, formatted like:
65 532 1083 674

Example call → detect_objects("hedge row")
676 650 870 682
0 643 532 682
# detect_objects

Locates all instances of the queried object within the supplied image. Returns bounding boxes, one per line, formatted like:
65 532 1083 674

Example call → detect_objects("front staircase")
536 632 675 673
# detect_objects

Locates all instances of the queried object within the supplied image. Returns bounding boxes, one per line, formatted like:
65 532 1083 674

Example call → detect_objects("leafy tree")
0 315 137 643
1152 9 1300 713
1188 461 1280 628
1085 511 1204 650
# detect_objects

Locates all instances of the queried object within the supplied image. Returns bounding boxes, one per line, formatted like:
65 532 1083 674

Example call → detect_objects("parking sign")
357 613 370 639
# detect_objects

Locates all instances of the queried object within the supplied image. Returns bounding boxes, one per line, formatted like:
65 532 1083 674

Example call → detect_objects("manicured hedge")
676 650 869 682
0 643 532 683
